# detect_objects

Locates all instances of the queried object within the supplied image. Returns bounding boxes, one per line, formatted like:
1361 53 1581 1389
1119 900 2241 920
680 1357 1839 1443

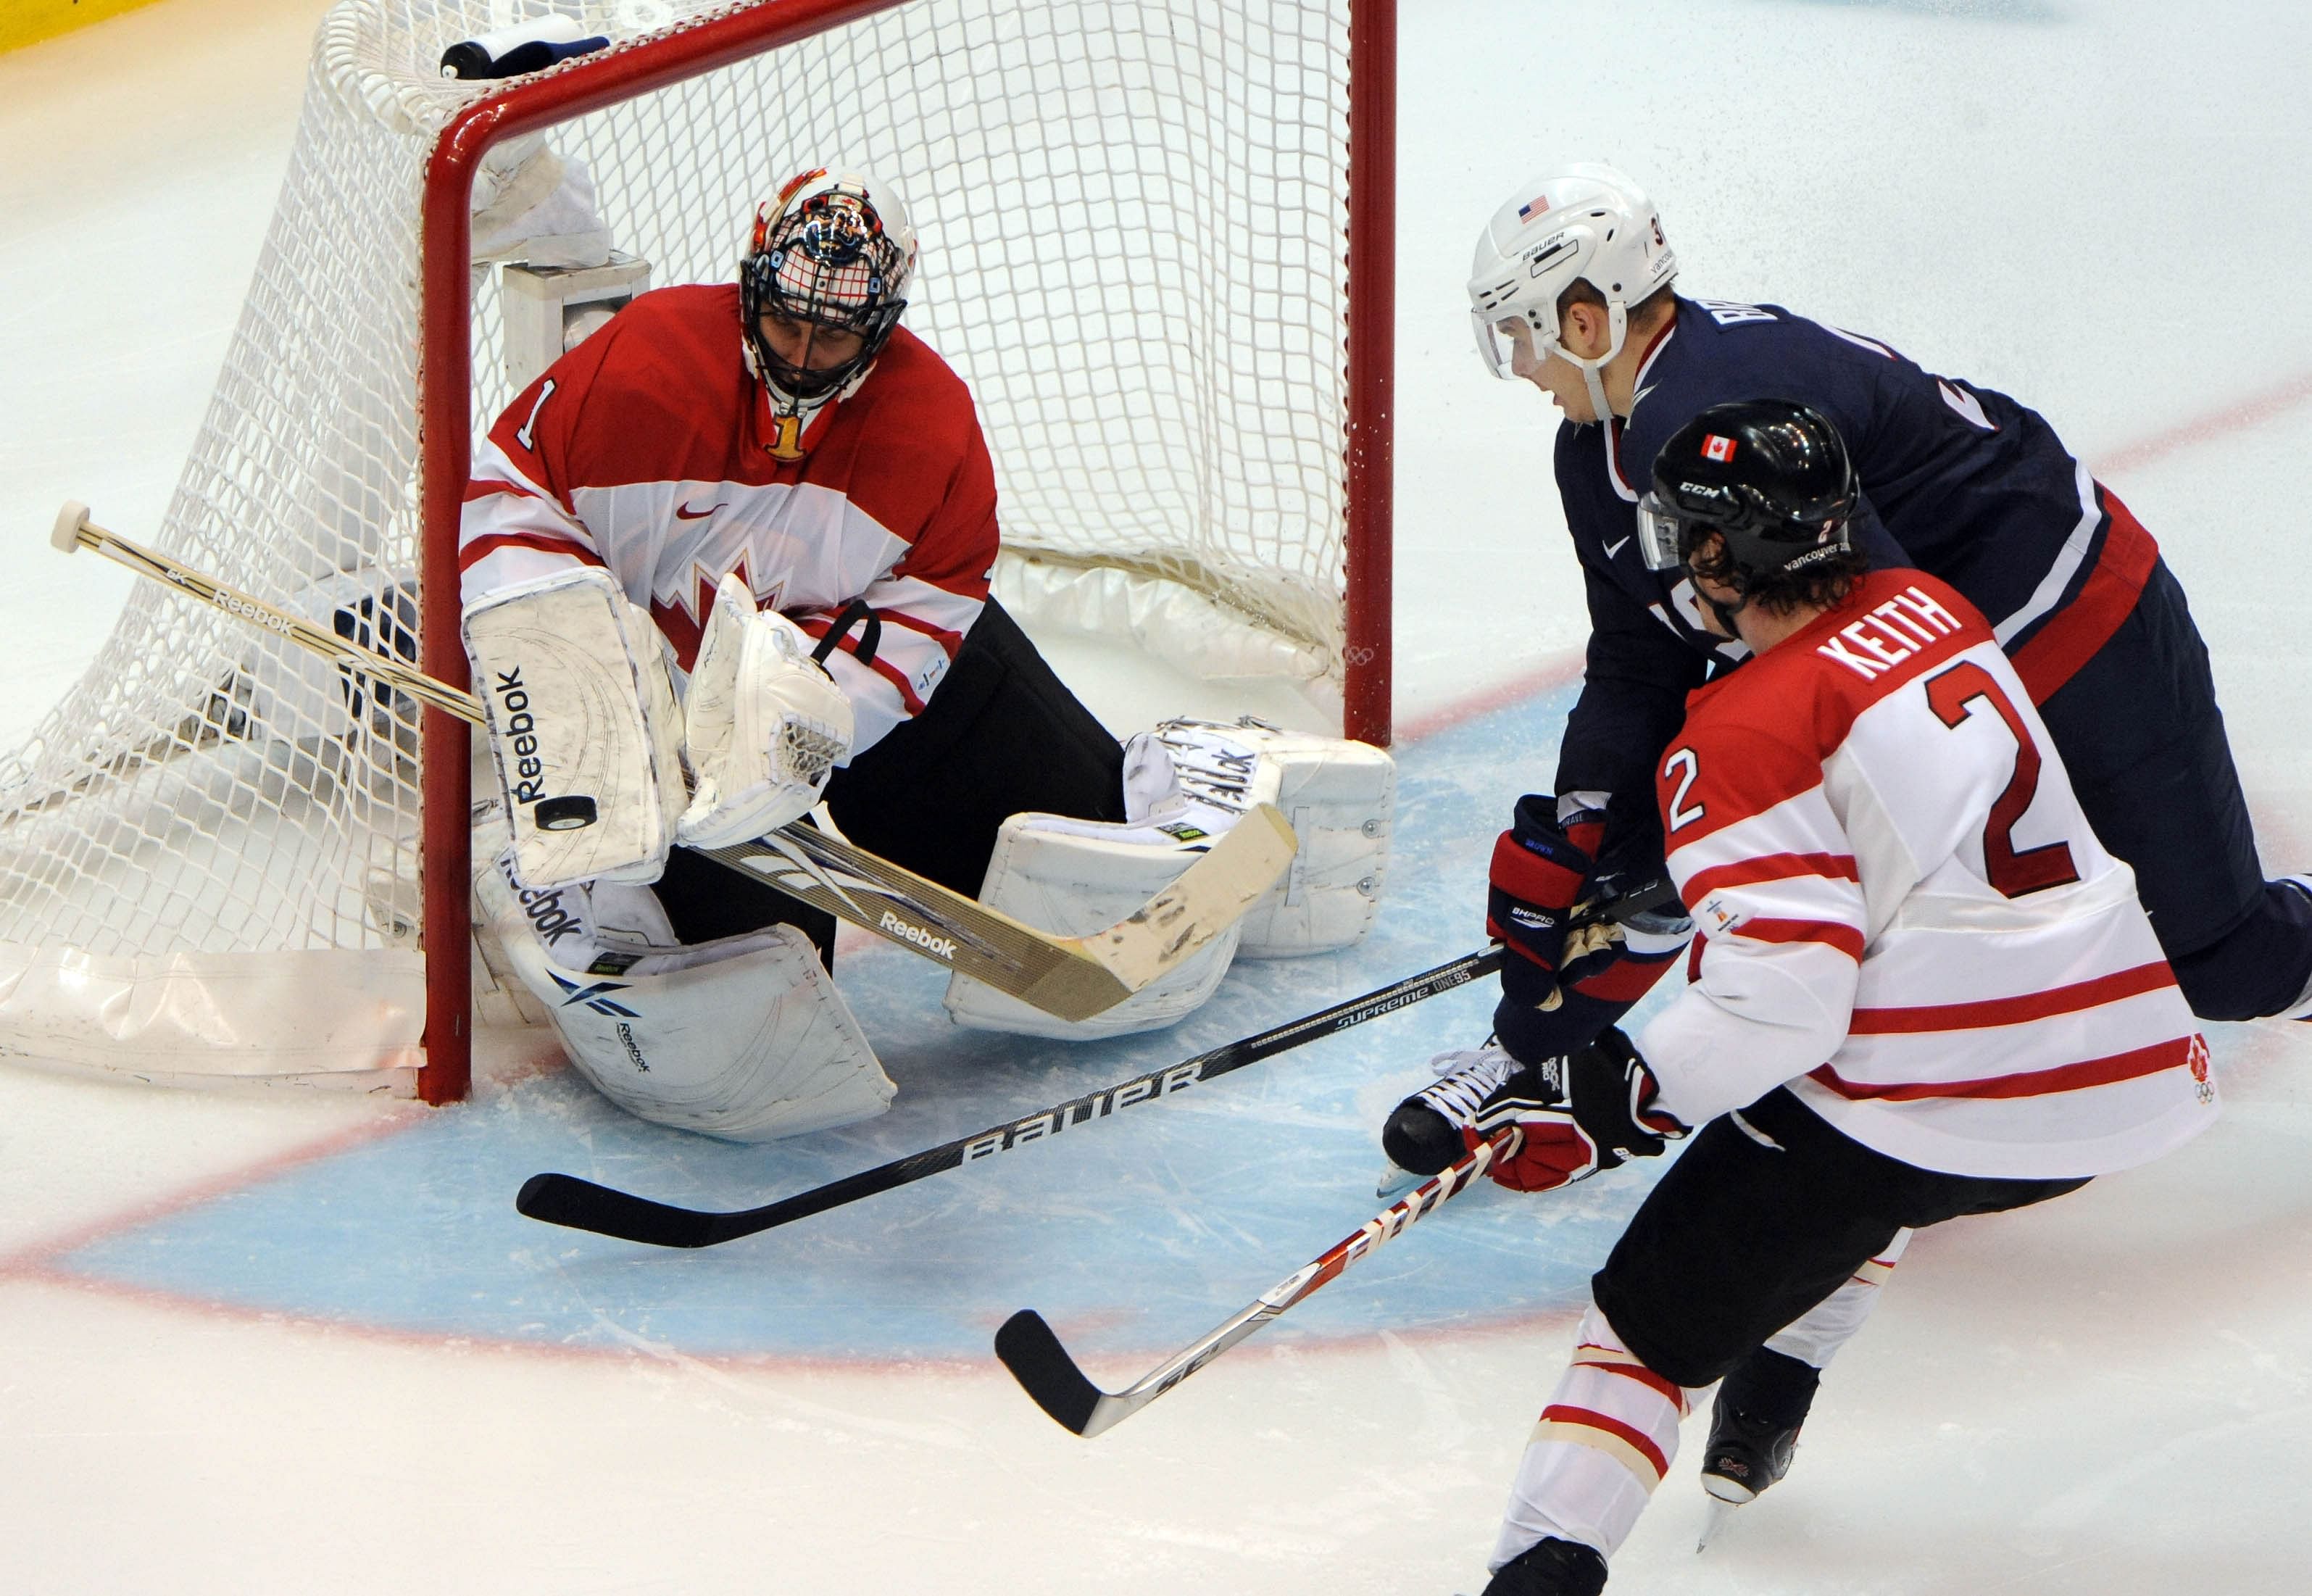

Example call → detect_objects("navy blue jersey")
1554 294 2151 827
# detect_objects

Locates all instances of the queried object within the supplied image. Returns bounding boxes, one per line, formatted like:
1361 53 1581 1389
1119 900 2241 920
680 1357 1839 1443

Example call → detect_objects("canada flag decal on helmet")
1702 434 1737 462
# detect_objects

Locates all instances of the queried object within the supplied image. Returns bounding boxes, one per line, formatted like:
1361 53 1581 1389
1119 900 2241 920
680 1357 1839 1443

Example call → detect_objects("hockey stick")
50 502 1292 1022
996 1126 1519 1437
511 876 1676 1247
515 944 1511 1247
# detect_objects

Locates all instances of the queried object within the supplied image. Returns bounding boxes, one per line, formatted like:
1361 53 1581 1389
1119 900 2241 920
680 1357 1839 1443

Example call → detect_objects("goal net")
0 0 1392 1099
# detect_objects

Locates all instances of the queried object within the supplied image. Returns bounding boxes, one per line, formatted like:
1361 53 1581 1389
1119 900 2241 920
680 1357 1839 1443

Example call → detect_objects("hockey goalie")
460 168 1394 1142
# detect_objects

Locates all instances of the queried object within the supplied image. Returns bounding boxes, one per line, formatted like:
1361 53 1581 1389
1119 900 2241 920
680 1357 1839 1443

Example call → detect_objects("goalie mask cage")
0 0 1394 1103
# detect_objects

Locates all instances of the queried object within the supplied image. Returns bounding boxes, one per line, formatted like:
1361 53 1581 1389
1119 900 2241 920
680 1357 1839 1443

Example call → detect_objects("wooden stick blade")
1070 802 1299 992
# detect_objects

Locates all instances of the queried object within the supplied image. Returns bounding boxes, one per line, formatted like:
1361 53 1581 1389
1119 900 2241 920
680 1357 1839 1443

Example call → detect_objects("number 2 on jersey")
1663 747 1705 831
1924 660 2079 898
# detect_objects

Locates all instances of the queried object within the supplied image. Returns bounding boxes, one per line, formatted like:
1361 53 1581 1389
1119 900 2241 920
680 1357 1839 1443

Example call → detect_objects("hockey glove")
1381 1043 1608 1196
1486 793 1602 981
1488 796 1692 1063
1484 1028 1689 1194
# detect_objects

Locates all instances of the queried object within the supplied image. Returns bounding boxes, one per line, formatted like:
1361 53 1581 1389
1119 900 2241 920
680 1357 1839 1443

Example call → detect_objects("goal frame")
412 0 1397 1102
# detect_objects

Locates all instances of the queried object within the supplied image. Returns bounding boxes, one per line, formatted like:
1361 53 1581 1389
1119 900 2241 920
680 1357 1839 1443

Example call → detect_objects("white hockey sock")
1489 1302 1703 1572
1762 1228 1912 1370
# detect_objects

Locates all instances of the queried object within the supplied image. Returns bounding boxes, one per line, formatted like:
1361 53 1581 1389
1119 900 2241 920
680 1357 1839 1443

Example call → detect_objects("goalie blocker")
461 565 686 889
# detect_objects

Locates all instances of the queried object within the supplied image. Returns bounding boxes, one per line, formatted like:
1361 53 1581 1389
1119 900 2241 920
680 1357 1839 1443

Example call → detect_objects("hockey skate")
1376 1042 1547 1194
1695 1393 1802 1550
1476 1536 1609 1596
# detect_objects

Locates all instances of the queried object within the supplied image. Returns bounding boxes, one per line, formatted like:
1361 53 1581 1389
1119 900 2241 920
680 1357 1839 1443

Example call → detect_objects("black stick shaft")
516 945 1508 1247
514 873 1679 1249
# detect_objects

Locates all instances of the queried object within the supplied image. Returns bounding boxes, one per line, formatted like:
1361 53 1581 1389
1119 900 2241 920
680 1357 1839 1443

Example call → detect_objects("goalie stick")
511 876 1676 1247
50 502 1293 1023
996 1126 1520 1437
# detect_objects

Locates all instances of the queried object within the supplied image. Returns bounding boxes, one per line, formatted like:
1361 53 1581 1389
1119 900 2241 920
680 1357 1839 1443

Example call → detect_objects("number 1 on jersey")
1924 660 2079 898
515 379 557 453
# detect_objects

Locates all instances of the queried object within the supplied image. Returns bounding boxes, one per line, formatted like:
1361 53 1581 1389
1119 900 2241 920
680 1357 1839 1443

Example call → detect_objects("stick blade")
1073 802 1298 992
515 1171 724 1248
994 1309 1112 1437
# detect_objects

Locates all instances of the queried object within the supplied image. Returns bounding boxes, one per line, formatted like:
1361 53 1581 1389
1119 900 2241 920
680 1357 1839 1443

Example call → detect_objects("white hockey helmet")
1468 163 1677 418
741 168 919 417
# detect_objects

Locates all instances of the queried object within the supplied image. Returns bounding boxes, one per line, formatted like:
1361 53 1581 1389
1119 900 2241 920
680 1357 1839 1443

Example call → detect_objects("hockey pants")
2037 558 2312 1020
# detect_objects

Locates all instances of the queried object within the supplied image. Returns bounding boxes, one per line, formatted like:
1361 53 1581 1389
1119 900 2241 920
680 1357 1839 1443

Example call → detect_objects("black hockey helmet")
1637 399 1858 582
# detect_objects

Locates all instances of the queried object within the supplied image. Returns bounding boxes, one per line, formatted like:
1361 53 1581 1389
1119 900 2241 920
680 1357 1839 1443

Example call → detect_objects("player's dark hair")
1683 528 1869 618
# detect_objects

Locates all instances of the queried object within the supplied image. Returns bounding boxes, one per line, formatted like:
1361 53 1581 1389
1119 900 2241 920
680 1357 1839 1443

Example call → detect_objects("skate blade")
1375 1161 1423 1200
1696 1480 1756 1553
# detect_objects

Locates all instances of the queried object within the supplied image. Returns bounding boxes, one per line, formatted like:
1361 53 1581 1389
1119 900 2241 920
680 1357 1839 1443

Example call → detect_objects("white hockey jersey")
461 284 997 755
1638 568 2216 1179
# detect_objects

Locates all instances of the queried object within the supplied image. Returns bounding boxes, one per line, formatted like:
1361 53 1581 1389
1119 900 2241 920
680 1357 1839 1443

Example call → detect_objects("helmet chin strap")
1698 583 1750 635
1559 300 1629 424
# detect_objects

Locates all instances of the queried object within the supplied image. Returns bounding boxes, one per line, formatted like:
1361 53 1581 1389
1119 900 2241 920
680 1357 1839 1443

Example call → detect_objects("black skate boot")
1696 1346 1818 1549
1379 1042 1548 1189
1478 1536 1608 1596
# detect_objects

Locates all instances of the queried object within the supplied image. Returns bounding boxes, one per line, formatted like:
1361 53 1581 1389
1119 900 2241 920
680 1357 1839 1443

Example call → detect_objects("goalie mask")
741 169 917 421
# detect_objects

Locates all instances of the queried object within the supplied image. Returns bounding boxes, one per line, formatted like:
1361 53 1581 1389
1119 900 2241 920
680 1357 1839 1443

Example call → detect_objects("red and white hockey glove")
1487 1028 1690 1194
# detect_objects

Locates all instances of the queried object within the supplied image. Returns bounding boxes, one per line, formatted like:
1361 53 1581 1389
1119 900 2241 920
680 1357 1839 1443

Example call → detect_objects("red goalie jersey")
460 284 997 755
1641 568 2216 1179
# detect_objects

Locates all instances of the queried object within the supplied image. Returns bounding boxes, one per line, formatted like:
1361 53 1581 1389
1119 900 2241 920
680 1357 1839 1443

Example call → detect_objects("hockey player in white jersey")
460 169 1392 1142
1391 401 2217 1595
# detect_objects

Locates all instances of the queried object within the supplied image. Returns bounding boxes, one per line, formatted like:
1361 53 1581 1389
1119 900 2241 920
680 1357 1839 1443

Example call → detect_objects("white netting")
0 0 1356 1086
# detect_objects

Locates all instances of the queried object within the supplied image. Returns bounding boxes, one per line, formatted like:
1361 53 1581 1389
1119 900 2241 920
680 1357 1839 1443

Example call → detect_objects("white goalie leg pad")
475 853 893 1141
1151 718 1395 957
462 565 686 889
675 573 854 849
943 799 1249 1042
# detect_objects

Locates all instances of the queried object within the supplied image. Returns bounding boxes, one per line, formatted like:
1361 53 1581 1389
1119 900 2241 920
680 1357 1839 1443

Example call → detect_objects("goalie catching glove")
1380 1027 1687 1194
675 573 854 849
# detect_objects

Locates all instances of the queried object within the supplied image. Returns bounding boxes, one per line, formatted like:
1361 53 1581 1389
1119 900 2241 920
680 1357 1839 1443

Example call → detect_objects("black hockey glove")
1564 1026 1690 1160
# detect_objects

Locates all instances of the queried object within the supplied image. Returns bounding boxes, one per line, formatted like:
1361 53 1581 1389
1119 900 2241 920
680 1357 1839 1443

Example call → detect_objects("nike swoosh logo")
675 499 725 521
1604 536 1632 558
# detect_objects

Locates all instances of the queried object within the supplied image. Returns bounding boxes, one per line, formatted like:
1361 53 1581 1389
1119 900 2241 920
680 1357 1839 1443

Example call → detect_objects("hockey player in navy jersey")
1422 402 2218 1595
1450 162 2311 1060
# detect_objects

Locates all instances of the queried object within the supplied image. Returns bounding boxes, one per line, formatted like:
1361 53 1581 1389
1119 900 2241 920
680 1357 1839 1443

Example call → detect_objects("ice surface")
4 1 2311 1592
